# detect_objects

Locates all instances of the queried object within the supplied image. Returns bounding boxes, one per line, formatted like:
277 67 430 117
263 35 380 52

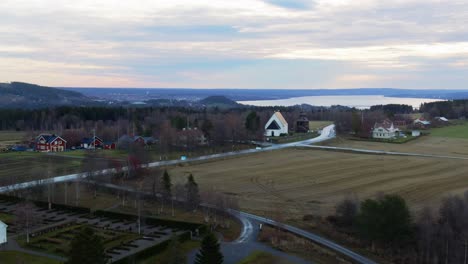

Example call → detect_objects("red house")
34 134 67 152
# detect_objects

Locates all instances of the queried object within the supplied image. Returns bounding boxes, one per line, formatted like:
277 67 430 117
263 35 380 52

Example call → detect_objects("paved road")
0 125 336 193
233 210 377 264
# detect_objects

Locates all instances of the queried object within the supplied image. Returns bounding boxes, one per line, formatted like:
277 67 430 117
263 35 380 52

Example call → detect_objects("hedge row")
0 193 90 214
113 231 191 264
33 201 91 214
93 210 207 233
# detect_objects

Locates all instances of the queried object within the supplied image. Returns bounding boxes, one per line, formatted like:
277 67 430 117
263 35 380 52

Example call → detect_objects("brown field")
163 148 468 220
323 136 468 157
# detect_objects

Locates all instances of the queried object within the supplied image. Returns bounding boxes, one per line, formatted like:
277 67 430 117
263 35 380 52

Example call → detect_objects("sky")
1 0 468 89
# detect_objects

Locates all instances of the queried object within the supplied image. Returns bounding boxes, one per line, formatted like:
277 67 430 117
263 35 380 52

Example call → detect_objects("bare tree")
15 202 36 244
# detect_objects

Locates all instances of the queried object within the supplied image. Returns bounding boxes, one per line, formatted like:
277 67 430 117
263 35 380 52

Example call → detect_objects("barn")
34 134 67 152
265 112 288 137
0 220 7 244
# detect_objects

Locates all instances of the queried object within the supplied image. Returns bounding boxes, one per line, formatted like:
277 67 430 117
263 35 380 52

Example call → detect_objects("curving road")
229 210 377 264
0 125 336 193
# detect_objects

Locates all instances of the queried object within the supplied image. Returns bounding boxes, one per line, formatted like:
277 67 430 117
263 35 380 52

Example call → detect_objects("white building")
435 117 449 122
372 119 399 139
0 220 7 245
265 112 288 137
412 130 421 137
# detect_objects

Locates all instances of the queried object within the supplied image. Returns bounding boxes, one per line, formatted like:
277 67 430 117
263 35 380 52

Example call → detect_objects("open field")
308 121 333 130
430 121 468 139
238 251 295 264
0 152 83 186
0 251 60 264
323 135 468 157
162 148 468 220
137 240 200 264
0 131 28 144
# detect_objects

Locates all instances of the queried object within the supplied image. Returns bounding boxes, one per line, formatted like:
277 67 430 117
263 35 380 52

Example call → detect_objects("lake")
237 95 444 109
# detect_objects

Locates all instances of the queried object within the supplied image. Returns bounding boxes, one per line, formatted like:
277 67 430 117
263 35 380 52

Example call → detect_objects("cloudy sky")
1 0 468 89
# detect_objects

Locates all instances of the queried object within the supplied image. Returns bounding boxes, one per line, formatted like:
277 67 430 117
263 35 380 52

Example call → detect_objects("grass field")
237 251 294 264
137 240 200 264
0 251 60 264
0 212 14 224
0 152 83 186
162 148 468 220
430 122 468 139
324 135 468 157
308 121 333 130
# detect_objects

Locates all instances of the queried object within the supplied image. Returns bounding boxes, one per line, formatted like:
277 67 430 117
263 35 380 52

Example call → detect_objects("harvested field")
323 136 468 157
164 149 468 220
0 152 82 186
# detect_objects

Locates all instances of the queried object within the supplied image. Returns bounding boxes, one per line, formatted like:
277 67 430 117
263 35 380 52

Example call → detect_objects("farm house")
34 134 67 152
265 111 288 137
372 119 399 139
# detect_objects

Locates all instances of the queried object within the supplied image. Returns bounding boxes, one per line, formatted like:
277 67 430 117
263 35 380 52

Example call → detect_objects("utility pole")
93 128 96 151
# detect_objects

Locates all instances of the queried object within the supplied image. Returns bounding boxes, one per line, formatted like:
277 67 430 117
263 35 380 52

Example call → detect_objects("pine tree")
185 174 200 211
164 234 187 264
67 226 107 264
162 169 172 200
194 233 224 264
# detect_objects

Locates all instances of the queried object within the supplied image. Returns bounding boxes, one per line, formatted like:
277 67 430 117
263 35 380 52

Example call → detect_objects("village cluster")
371 116 449 139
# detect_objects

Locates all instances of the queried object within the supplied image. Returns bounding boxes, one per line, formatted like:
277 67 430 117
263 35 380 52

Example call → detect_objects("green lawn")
430 122 468 139
308 121 333 130
137 240 200 264
0 251 60 264
0 212 14 224
237 251 295 264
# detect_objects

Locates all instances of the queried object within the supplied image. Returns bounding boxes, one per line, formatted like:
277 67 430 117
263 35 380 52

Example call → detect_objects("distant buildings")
413 118 431 129
372 119 399 139
34 134 67 152
176 128 207 147
81 136 104 149
117 135 156 149
265 112 288 137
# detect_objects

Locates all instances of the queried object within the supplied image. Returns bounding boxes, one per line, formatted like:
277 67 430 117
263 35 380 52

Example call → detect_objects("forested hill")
0 82 92 108
199 96 240 108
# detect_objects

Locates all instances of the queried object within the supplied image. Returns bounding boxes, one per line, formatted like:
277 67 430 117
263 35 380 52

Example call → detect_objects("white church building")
0 220 7 245
265 112 288 137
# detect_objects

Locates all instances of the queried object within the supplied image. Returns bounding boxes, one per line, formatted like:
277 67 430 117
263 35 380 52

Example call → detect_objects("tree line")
330 192 468 263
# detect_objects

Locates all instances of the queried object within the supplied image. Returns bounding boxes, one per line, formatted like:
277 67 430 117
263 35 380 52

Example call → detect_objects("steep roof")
274 112 288 126
36 134 67 143
374 119 394 130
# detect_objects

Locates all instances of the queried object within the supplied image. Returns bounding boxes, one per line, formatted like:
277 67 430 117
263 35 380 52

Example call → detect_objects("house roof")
274 112 288 126
436 117 449 121
82 136 103 144
36 134 67 144
414 119 431 125
374 119 394 129
0 220 7 227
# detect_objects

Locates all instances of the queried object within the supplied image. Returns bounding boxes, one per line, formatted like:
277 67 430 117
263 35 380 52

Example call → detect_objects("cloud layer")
1 0 467 88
